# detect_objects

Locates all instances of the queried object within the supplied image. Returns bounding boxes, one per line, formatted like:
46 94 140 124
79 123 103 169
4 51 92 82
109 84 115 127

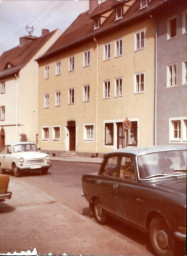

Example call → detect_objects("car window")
119 156 136 181
7 146 12 154
102 156 119 177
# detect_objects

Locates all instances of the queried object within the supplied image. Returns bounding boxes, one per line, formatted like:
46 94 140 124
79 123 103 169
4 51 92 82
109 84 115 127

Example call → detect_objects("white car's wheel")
41 168 48 175
0 163 5 174
12 164 20 177
93 198 106 224
149 217 175 256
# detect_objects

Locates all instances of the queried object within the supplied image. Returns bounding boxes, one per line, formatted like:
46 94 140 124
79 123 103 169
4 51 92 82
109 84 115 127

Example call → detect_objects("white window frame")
103 80 111 99
115 7 123 20
55 61 61 76
182 60 187 85
68 56 75 71
135 30 145 51
84 124 94 141
167 63 177 87
0 105 5 121
134 72 145 93
94 18 100 30
169 117 187 143
103 43 111 61
0 82 5 94
139 0 148 9
68 88 74 104
44 65 49 79
115 78 123 97
44 94 49 109
83 50 90 67
182 11 187 34
42 126 50 141
52 126 61 141
55 91 61 107
167 16 177 40
83 85 90 102
98 0 105 4
115 39 123 57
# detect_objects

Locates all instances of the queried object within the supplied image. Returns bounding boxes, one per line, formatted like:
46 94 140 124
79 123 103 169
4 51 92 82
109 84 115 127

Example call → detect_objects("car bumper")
174 231 186 241
19 165 51 171
0 191 12 200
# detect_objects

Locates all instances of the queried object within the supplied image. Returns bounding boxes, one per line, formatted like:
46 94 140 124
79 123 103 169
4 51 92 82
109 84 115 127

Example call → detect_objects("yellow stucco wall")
38 18 155 154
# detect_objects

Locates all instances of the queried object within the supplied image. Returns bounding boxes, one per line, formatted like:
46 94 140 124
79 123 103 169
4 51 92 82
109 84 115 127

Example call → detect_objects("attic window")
98 0 106 4
5 63 13 69
115 7 123 20
140 0 148 9
94 18 100 30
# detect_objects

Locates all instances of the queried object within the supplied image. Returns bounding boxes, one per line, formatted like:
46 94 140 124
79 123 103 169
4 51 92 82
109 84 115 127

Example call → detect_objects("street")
0 160 154 255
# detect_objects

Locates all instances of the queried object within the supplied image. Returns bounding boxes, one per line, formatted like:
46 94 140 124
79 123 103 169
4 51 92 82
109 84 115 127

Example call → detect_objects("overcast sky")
0 0 89 55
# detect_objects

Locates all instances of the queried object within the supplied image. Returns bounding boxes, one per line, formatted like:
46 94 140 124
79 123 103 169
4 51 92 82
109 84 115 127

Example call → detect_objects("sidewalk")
50 153 103 164
0 179 152 256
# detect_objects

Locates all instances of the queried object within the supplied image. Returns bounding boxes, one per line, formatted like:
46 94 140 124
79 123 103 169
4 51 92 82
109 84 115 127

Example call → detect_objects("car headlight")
19 157 24 163
46 156 50 162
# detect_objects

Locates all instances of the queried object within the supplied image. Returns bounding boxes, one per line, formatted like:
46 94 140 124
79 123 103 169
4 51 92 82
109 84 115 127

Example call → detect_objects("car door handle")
113 184 118 189
97 180 101 184
136 198 144 202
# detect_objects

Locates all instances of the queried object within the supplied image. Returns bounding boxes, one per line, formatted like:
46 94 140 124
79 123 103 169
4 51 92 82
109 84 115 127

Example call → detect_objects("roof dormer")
5 62 14 70
115 6 123 20
140 0 148 10
93 17 100 30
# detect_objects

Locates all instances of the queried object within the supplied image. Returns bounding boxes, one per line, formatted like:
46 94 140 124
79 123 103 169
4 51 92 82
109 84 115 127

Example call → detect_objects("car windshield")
13 144 38 153
138 150 187 179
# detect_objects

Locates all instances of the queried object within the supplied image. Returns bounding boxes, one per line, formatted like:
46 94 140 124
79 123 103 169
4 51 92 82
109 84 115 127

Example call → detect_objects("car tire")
0 163 5 174
149 217 175 256
93 198 106 225
12 164 20 177
41 168 48 175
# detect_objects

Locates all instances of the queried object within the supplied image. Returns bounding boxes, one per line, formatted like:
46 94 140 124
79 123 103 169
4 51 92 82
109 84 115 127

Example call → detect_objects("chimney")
19 36 37 46
89 0 98 11
41 29 50 36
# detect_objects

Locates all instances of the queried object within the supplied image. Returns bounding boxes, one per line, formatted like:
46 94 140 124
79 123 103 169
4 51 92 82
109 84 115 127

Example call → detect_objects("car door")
2 145 13 170
98 155 120 216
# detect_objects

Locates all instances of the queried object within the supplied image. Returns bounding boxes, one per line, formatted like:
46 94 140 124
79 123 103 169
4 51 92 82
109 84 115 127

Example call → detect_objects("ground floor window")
105 123 114 145
42 127 49 141
52 126 60 141
84 124 94 141
127 121 138 146
170 117 187 142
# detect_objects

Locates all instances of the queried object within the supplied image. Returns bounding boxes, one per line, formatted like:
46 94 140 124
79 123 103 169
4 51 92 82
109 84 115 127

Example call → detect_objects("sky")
0 0 89 55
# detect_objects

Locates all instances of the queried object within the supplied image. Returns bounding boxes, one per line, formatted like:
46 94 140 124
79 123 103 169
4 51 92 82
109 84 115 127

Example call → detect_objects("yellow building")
37 0 158 156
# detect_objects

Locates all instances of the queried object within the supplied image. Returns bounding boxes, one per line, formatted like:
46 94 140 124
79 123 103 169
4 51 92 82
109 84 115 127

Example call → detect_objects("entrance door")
0 128 5 151
117 123 126 149
69 126 76 151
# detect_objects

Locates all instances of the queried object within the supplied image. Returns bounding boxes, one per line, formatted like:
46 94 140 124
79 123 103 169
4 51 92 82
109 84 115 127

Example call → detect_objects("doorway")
0 127 5 151
67 121 76 151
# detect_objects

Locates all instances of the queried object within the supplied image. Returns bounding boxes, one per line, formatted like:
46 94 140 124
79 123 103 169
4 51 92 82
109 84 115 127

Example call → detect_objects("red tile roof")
0 30 57 80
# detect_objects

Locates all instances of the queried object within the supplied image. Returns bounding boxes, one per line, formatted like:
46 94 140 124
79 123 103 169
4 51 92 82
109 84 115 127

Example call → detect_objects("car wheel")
149 217 175 256
41 168 48 175
12 164 20 177
0 163 5 174
93 198 106 225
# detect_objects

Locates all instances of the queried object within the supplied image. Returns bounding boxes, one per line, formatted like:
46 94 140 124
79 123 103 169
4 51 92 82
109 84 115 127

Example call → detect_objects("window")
98 0 105 4
52 126 60 141
68 88 74 104
120 156 136 180
115 78 123 97
55 61 61 76
170 118 187 142
83 51 90 67
94 18 100 30
135 30 145 51
44 94 49 108
127 121 138 146
0 106 5 121
83 85 90 102
182 11 187 34
44 65 49 79
167 17 177 39
103 156 118 177
84 125 94 141
55 91 61 107
103 43 111 60
115 7 122 20
115 39 122 57
69 56 74 71
103 80 111 98
167 64 177 87
0 82 5 94
105 123 114 145
135 73 144 93
182 61 187 85
140 0 148 9
42 127 49 141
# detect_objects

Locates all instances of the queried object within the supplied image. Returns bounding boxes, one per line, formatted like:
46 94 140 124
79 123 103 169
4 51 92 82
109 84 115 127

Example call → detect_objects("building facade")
0 29 61 150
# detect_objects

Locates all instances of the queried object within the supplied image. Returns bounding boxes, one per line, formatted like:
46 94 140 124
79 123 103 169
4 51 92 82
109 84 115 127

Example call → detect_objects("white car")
0 142 51 177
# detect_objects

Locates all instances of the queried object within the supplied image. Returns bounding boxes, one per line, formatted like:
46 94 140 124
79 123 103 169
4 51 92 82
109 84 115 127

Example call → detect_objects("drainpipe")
154 21 158 146
94 37 99 157
15 74 19 141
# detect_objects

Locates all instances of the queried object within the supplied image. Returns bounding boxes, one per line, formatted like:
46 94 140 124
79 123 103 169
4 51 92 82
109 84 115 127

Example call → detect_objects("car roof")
5 142 36 146
106 145 187 157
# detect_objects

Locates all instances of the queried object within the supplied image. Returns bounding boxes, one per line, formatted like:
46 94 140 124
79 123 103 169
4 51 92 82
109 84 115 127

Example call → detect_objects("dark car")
82 145 186 256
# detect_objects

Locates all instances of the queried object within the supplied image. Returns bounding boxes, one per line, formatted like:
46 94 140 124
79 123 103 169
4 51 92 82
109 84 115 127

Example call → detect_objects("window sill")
134 91 144 95
167 35 177 41
83 100 90 103
134 47 144 52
